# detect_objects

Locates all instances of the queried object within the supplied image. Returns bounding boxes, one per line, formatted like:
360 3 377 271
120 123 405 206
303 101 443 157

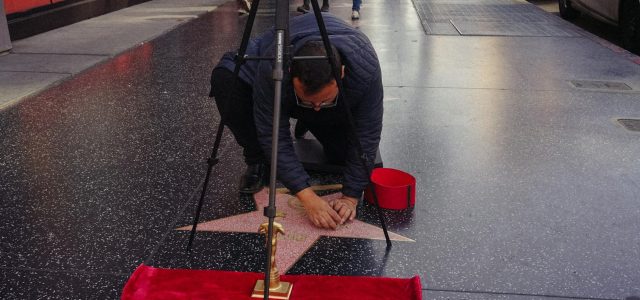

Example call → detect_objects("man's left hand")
329 196 358 224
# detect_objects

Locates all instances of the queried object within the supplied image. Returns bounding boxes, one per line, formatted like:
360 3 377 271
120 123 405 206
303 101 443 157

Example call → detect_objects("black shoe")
239 163 266 194
297 5 310 13
320 5 329 12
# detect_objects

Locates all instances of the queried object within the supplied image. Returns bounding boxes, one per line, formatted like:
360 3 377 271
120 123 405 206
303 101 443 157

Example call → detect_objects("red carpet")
122 264 422 300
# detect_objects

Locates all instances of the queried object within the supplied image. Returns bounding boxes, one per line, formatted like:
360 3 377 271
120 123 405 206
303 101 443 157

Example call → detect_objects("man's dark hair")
290 41 342 94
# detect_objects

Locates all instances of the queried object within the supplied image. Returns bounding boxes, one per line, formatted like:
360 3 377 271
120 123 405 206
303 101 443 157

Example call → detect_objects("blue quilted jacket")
216 13 383 198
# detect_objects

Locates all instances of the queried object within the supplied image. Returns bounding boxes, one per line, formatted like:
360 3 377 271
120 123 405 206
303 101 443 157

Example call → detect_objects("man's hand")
296 188 343 229
329 196 358 224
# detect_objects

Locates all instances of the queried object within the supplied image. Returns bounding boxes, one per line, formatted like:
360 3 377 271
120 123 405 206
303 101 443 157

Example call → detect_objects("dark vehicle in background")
559 0 640 54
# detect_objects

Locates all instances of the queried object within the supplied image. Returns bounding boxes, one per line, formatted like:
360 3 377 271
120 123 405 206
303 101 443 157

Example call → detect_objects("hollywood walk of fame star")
177 188 414 272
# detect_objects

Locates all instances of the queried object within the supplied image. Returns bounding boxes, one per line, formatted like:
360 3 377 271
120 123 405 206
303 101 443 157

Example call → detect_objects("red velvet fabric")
4 0 61 14
122 264 422 300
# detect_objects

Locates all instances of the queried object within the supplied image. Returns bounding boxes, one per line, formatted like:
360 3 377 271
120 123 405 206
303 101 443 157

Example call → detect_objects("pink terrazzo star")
177 188 414 272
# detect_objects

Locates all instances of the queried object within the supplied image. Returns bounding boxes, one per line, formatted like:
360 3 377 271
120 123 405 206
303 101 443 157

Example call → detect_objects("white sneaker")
351 10 360 20
237 0 251 13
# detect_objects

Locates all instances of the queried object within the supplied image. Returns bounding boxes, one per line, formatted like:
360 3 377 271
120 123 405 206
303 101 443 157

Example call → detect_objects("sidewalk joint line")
9 52 111 57
0 70 72 75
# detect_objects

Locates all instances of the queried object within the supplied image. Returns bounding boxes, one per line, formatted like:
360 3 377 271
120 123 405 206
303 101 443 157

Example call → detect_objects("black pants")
211 68 265 165
302 121 348 165
211 68 348 165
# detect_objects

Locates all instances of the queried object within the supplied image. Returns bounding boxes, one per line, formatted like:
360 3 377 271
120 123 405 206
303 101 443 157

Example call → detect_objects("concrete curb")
0 0 225 110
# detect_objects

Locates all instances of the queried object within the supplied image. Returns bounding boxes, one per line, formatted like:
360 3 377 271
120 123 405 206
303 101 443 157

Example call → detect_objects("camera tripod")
187 1 392 298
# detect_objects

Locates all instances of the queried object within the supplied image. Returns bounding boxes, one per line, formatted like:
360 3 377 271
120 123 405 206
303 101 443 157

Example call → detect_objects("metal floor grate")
570 80 632 91
618 119 640 132
411 0 582 36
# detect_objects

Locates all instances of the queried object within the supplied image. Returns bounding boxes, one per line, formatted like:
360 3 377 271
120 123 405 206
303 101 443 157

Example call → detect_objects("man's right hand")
296 188 343 229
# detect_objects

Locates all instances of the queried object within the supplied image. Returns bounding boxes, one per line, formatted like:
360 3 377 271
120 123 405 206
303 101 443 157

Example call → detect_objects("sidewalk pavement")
1 0 640 299
0 0 225 109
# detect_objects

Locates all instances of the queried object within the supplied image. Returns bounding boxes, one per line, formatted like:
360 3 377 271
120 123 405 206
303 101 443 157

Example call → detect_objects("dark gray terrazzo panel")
0 268 127 299
0 3 248 297
375 86 640 298
373 34 640 91
347 1 638 298
149 231 268 271
2 0 640 299
423 290 606 300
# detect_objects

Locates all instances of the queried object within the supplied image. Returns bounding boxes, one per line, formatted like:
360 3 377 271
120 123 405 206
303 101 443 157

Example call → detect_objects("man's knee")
210 68 234 100
210 68 252 121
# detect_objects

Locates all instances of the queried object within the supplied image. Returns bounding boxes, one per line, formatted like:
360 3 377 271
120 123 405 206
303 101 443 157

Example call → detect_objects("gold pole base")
251 280 293 299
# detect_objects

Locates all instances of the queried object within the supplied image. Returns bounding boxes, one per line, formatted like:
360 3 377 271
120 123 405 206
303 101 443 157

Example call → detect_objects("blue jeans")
352 0 361 11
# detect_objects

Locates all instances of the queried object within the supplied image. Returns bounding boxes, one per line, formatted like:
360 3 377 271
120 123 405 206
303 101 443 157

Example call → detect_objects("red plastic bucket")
364 168 416 210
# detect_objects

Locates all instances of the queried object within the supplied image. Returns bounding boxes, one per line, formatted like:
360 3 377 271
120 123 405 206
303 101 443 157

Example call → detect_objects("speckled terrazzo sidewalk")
1 0 640 299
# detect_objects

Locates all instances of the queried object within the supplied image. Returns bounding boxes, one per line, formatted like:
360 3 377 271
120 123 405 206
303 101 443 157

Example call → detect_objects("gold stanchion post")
252 222 293 299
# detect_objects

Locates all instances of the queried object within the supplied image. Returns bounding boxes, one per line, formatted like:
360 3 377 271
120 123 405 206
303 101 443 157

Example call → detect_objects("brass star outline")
177 188 414 272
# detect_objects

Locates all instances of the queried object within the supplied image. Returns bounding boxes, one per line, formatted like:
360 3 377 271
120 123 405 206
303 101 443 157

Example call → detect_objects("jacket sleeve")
341 70 384 198
253 61 311 194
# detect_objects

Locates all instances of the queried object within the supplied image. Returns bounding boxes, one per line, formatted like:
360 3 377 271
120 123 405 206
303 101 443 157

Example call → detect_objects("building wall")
5 0 150 40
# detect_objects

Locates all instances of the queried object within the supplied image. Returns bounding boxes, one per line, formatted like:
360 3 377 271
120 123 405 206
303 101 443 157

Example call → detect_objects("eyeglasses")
294 91 339 109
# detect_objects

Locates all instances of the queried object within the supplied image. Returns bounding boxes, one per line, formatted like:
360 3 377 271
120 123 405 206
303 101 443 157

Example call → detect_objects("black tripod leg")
187 0 262 252
236 0 261 60
187 122 225 252
368 184 392 248
309 1 392 248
